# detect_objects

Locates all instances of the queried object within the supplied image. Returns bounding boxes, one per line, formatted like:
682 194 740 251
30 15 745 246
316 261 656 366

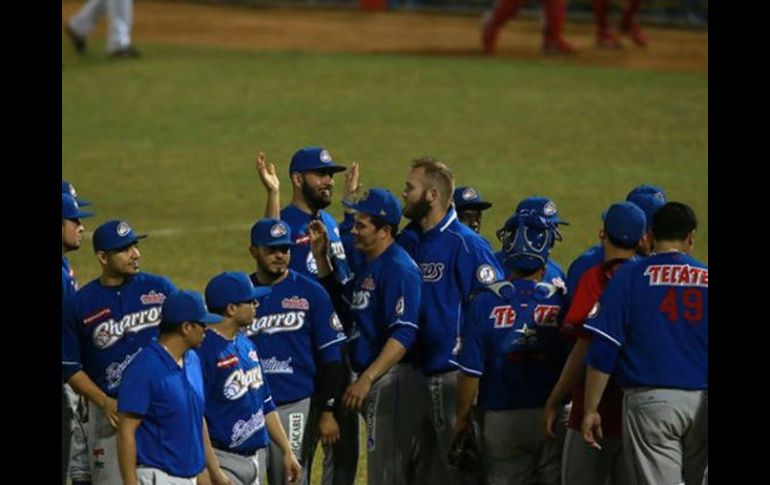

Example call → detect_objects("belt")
210 440 259 457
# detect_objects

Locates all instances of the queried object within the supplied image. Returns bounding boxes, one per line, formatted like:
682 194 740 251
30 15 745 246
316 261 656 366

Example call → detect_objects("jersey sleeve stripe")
583 324 622 347
449 359 482 376
388 319 418 329
317 335 348 350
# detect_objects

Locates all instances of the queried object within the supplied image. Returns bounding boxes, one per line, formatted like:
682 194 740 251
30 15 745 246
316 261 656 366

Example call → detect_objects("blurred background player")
566 184 667 296
198 272 301 485
481 0 575 54
65 0 140 57
582 202 707 485
246 218 348 485
62 220 178 485
453 186 493 237
308 188 424 485
542 201 646 485
593 0 648 48
62 192 94 485
453 205 567 485
116 290 231 485
495 196 568 291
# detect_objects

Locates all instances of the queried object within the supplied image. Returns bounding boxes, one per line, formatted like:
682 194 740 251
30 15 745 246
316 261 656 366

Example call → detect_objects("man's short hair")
368 214 399 239
652 202 698 242
411 156 455 208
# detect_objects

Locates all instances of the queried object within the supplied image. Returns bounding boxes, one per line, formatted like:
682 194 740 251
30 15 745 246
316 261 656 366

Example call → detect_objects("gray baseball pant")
562 429 634 485
268 398 311 485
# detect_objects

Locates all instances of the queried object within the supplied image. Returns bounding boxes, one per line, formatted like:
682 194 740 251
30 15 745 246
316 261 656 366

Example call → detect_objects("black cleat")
110 46 141 59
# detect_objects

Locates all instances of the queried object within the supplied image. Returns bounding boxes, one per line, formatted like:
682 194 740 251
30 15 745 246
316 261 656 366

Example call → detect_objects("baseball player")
65 0 140 57
592 0 648 48
542 202 646 485
481 0 575 54
495 196 568 291
453 186 493 237
256 149 359 485
453 206 568 485
116 290 231 485
198 272 302 485
62 219 177 485
582 202 708 485
398 156 504 483
245 218 348 485
62 192 94 485
566 185 667 296
307 188 425 485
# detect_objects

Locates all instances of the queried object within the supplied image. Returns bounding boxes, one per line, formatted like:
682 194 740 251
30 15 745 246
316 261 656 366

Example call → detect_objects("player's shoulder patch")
395 296 405 317
587 302 600 319
330 313 344 332
476 264 498 284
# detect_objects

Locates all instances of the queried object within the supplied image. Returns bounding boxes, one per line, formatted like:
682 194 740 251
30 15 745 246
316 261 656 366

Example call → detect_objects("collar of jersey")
421 207 457 240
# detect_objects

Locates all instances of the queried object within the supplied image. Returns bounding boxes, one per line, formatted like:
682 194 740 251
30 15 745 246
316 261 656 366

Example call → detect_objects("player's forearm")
117 416 140 485
547 338 590 405
202 420 225 477
265 410 294 456
68 370 111 408
584 366 611 413
360 338 406 384
264 191 280 219
455 373 479 422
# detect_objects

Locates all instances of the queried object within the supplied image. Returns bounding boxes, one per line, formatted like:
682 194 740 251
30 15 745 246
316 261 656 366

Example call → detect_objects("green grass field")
63 36 707 484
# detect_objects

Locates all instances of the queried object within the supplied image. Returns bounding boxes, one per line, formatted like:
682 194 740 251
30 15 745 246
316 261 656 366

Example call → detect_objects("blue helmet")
496 209 557 271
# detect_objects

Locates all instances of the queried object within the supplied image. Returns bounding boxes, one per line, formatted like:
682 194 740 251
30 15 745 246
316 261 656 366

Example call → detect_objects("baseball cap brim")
294 164 346 174
456 201 493 211
102 234 148 252
76 198 92 207
197 313 224 324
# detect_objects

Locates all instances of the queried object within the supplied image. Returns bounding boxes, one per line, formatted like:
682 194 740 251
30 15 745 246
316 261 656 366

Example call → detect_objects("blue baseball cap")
162 290 223 325
92 219 147 252
604 202 646 246
453 186 492 211
515 196 568 225
342 188 402 226
626 193 666 231
288 147 346 175
62 194 94 220
205 272 271 310
62 180 91 207
250 219 294 247
626 184 666 201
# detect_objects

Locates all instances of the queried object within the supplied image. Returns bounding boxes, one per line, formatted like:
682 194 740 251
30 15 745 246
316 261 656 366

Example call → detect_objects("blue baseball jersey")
61 273 177 395
342 243 422 374
118 341 206 478
281 204 352 284
584 251 708 389
455 280 567 410
62 256 78 299
195 330 276 454
495 250 567 292
566 244 605 296
398 208 504 375
246 270 346 404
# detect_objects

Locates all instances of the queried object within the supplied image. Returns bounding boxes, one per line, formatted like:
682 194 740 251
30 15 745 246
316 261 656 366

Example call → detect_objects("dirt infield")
62 0 707 72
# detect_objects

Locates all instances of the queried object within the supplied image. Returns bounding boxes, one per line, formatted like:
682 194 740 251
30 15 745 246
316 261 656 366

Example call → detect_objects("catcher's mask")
496 209 557 271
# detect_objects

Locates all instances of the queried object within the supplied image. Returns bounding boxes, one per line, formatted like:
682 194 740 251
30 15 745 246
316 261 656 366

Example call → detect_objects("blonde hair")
411 156 455 209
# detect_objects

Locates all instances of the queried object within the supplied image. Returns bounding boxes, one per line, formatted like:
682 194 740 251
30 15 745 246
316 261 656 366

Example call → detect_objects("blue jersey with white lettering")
495 251 567 292
118 341 206 478
246 270 346 404
61 273 177 395
281 204 352 284
341 243 422 374
398 208 504 375
62 256 78 300
584 251 708 389
566 244 605 296
195 330 276 454
456 280 567 410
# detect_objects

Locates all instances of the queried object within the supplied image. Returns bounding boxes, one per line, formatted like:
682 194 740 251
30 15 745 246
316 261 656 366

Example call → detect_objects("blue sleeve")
339 212 355 236
382 265 421 350
62 296 82 382
163 277 179 294
118 356 153 416
311 286 346 364
583 270 629 373
456 237 504 303
454 297 486 376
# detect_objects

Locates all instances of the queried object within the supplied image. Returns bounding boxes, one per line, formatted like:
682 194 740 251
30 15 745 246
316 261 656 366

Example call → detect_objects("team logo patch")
515 323 537 337
116 222 131 237
223 366 264 400
270 223 287 238
490 305 516 328
248 311 306 335
69 185 78 198
261 356 294 374
83 308 112 326
588 302 600 319
140 290 166 305
319 149 332 163
330 313 344 332
543 201 557 217
451 337 462 356
306 252 318 275
217 355 239 369
462 187 478 201
105 348 142 390
476 264 497 284
230 409 265 449
295 234 311 245
395 297 405 317
282 296 310 310
249 350 259 362
92 308 162 349
420 262 445 282
350 291 371 310
361 276 376 291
